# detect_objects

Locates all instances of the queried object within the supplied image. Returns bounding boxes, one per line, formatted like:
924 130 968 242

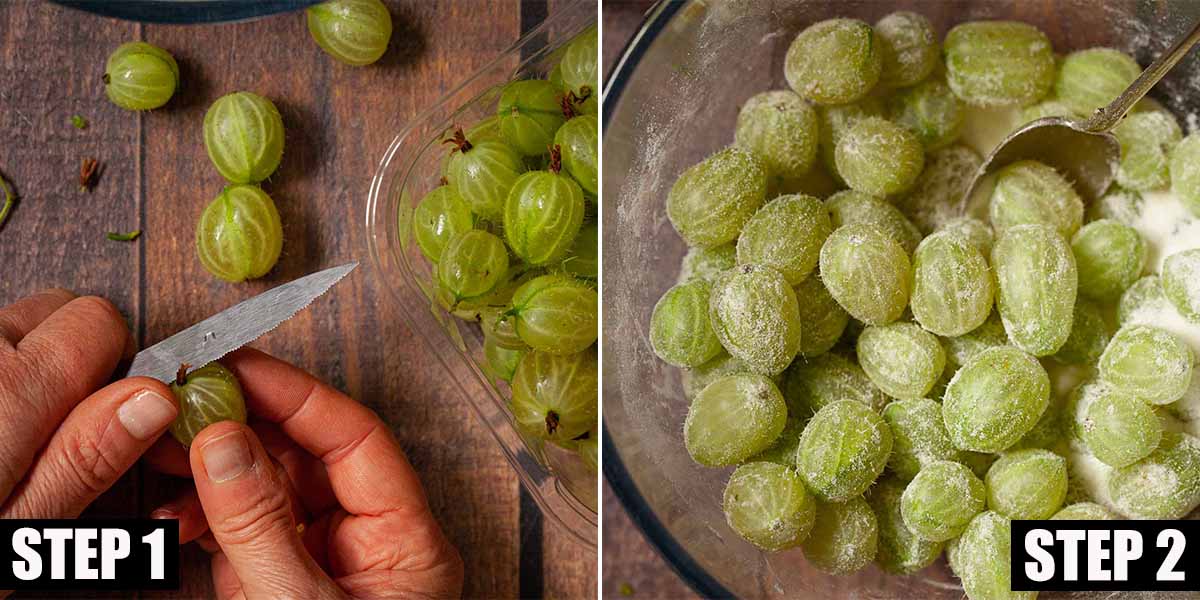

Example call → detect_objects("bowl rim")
601 0 734 596
50 0 321 24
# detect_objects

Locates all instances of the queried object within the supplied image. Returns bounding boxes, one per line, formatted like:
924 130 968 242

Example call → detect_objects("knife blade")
123 262 357 382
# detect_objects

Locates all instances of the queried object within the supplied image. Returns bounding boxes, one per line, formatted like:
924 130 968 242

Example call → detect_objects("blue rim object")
51 1 322 24
601 1 735 598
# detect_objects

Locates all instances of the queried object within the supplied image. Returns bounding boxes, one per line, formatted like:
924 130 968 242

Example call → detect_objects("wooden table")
0 1 594 597
601 2 700 598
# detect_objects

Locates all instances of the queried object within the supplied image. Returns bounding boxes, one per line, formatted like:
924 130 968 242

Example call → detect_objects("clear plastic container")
603 0 1200 596
366 0 597 549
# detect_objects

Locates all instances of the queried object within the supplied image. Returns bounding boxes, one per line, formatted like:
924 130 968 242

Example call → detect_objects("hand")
0 289 179 519
146 348 464 599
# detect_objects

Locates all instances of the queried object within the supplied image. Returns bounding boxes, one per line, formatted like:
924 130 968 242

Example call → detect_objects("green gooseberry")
509 274 597 355
170 362 247 448
498 80 567 157
510 349 597 444
561 221 597 279
103 41 179 111
445 130 526 222
555 115 598 196
203 91 286 184
558 26 598 115
413 185 473 263
305 0 393 66
503 150 585 266
436 229 509 304
196 185 283 283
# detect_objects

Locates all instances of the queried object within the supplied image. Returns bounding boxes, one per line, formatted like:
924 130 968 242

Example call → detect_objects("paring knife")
122 262 357 382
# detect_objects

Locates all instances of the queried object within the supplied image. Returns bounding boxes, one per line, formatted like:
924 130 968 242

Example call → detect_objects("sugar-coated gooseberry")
785 18 882 105
196 185 283 283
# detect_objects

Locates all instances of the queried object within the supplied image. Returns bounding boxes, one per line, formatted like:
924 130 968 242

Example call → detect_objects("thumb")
190 421 341 600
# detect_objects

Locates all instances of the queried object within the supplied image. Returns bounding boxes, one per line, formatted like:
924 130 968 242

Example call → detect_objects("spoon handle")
1084 18 1200 132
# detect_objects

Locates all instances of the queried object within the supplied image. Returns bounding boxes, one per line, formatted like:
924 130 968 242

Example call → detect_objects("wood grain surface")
600 2 699 599
0 1 595 597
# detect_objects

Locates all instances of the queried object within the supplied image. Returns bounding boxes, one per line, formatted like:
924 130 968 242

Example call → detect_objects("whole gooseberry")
196 185 284 283
203 91 286 184
170 362 247 447
104 41 179 111
504 147 585 266
305 0 393 67
557 26 598 115
498 80 567 157
444 128 525 222
510 349 598 444
554 115 598 196
509 273 598 355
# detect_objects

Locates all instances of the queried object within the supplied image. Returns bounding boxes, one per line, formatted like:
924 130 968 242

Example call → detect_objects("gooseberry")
196 185 283 283
103 41 179 111
203 91 286 184
170 362 247 447
306 0 393 66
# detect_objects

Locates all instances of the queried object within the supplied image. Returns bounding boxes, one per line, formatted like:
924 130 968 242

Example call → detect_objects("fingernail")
150 506 176 520
117 390 177 441
201 431 253 483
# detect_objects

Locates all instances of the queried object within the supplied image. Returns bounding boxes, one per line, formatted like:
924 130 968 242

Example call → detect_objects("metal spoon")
960 20 1200 213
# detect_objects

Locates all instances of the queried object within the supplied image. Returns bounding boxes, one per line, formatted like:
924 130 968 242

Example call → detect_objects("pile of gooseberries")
100 0 399 284
416 27 599 472
650 12 1200 595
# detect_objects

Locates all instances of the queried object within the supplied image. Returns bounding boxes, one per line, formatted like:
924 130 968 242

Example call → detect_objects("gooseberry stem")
79 158 100 193
442 127 472 154
175 364 190 386
545 410 560 435
548 145 563 175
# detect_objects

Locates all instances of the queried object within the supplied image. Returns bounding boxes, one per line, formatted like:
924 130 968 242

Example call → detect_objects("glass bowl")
602 0 1200 596
367 0 597 549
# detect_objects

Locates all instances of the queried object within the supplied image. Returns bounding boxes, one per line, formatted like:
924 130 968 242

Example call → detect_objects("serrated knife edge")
123 262 357 383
